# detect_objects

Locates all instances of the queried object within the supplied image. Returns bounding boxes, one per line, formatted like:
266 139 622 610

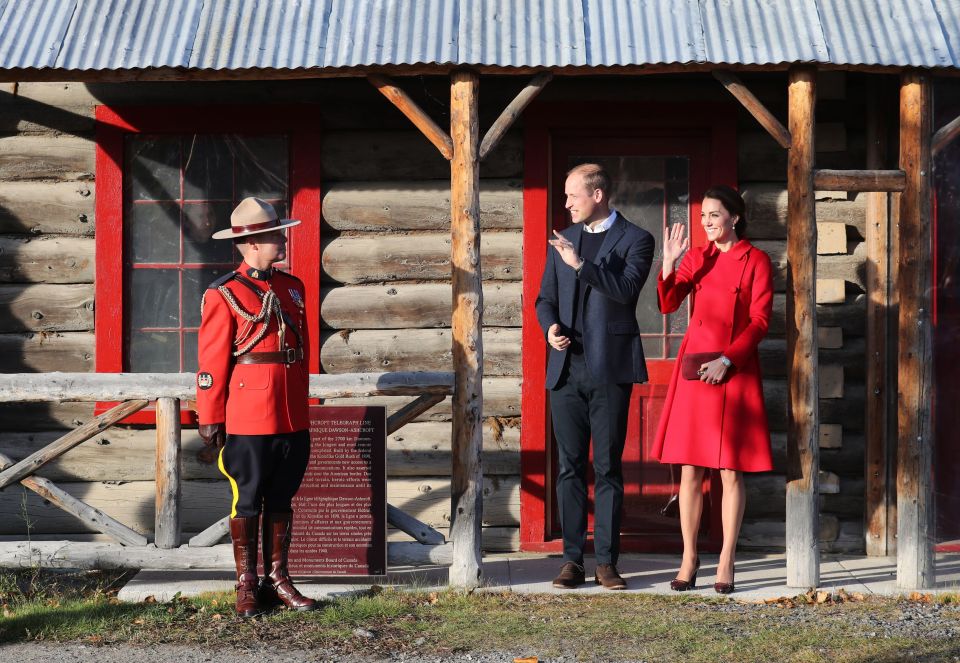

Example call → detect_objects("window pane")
183 267 230 328
124 132 290 373
183 331 199 372
641 336 663 359
183 201 234 263
129 331 180 372
128 136 180 201
183 135 233 200
127 202 179 263
236 136 288 199
129 268 179 328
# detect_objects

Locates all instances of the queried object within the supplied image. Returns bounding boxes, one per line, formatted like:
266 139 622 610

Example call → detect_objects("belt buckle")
285 348 297 364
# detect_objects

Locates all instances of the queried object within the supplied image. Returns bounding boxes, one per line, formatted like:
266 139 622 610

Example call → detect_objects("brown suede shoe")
551 561 586 589
595 563 627 590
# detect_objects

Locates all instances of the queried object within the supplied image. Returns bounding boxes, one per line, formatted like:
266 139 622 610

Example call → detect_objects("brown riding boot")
229 516 261 618
260 512 317 611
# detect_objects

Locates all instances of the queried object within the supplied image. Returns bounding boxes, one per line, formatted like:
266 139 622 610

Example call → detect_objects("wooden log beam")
367 74 454 160
0 399 149 490
188 516 229 547
713 70 791 149
154 398 181 549
449 69 484 589
896 71 935 589
0 452 147 547
931 112 960 156
812 169 906 192
322 233 522 284
864 77 896 557
321 180 522 232
785 66 820 589
0 541 454 569
479 72 552 161
0 371 455 402
387 394 447 435
387 503 446 545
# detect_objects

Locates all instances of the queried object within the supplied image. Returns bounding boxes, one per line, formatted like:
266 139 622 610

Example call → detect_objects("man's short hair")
566 163 611 197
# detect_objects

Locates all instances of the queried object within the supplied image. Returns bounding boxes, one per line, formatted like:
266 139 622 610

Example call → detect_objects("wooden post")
896 71 935 589
448 68 484 588
864 77 895 556
785 66 820 588
154 397 182 549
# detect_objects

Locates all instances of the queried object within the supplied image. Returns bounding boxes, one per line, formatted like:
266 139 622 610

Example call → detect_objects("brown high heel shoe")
670 557 700 591
714 566 735 594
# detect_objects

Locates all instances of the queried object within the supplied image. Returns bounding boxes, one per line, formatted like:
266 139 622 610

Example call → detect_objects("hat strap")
233 219 278 234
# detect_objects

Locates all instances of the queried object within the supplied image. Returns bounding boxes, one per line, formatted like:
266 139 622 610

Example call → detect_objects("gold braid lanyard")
215 285 286 357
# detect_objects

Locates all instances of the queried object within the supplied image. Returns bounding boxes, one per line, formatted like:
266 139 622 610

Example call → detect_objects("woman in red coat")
652 185 773 594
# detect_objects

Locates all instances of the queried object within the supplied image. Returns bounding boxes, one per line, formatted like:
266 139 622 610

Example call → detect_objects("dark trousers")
549 353 632 566
218 429 311 518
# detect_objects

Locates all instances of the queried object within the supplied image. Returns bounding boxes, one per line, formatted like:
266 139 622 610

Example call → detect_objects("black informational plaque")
288 405 387 576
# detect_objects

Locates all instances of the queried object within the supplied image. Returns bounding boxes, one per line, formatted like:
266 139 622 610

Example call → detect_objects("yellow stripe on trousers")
217 446 241 519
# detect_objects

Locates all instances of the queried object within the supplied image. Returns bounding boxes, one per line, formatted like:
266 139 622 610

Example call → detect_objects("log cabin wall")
0 73 875 554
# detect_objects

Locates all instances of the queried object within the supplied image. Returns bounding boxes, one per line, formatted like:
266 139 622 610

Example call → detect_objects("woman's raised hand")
662 223 689 271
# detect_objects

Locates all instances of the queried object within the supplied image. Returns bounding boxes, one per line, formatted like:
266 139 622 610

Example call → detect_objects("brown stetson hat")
211 197 301 240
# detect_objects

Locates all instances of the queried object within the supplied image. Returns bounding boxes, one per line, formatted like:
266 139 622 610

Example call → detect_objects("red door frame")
94 105 322 423
520 102 738 551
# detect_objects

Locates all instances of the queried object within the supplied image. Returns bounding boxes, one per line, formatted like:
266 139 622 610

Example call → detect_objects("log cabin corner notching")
0 0 959 590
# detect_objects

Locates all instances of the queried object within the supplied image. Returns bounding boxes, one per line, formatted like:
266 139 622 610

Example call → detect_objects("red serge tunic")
196 263 310 436
651 240 774 472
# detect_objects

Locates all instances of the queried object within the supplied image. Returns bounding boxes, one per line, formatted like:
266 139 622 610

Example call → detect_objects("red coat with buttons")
196 262 310 435
651 240 773 472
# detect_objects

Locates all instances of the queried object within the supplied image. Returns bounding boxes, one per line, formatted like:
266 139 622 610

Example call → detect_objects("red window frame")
94 105 322 423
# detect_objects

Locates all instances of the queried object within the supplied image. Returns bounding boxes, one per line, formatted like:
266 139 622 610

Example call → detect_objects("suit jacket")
535 214 655 388
196 262 310 435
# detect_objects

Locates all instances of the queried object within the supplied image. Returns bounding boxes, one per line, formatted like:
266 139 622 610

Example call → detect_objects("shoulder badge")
197 372 214 390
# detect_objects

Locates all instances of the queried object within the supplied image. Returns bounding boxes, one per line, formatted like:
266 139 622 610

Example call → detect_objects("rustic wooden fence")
0 371 456 570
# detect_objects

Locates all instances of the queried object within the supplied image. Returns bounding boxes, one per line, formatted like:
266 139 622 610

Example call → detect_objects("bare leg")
717 468 746 584
676 464 706 580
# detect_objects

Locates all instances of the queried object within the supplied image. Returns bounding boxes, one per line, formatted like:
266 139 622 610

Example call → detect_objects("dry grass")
1 570 959 662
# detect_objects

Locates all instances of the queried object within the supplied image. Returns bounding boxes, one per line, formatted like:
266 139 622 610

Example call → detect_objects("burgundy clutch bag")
681 351 723 380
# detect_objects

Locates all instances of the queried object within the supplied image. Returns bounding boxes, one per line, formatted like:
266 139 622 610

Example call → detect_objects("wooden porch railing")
0 371 456 570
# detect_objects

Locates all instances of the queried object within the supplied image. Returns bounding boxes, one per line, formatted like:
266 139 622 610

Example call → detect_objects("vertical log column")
896 71 934 589
864 77 895 556
449 69 484 588
155 398 182 549
786 66 820 588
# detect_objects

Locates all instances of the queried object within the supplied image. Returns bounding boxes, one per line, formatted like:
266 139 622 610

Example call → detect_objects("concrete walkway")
118 552 960 603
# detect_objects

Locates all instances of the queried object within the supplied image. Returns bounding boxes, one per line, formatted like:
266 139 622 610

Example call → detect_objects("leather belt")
235 348 303 365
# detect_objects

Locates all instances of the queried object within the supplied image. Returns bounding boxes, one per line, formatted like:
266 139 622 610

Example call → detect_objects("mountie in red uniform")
195 196 317 617
196 263 309 435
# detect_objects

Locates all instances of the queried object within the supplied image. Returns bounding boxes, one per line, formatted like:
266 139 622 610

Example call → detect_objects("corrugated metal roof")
2 0 960 73
701 0 830 65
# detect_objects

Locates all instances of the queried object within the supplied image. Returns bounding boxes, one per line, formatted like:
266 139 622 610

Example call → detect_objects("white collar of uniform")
583 209 617 234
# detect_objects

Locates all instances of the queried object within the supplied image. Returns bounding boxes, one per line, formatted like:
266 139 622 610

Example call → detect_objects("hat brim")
211 218 301 240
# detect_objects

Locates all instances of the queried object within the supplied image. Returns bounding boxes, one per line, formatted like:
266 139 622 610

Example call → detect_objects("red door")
520 104 737 553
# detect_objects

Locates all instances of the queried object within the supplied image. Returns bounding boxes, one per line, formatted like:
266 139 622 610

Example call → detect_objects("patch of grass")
1 572 959 662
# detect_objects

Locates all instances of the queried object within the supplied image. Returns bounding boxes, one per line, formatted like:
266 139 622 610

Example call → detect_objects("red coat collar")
704 239 752 261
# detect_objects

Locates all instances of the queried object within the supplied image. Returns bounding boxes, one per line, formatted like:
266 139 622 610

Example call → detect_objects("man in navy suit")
536 163 655 590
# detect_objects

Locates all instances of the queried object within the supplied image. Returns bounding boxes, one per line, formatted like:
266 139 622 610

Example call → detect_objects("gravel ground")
2 598 958 663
